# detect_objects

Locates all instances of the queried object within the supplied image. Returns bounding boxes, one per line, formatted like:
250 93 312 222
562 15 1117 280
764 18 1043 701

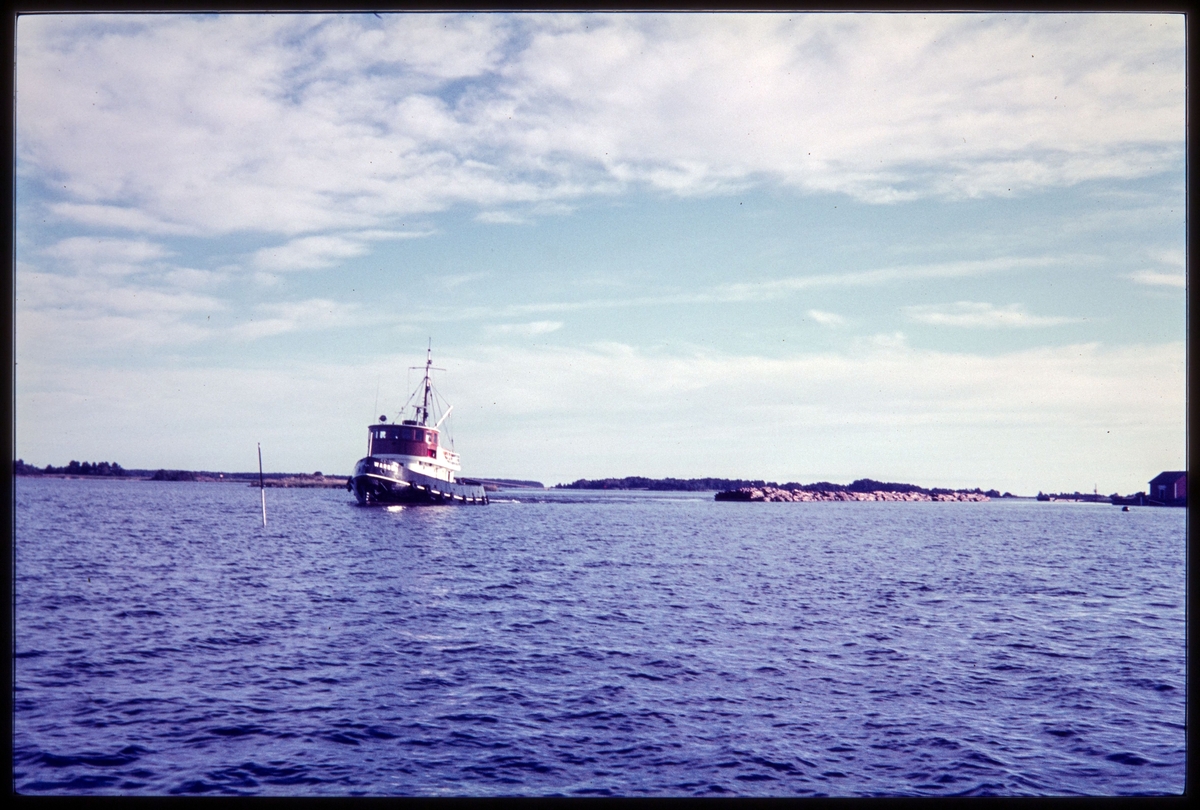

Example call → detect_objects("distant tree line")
486 478 545 488
12 461 339 480
13 459 127 476
556 475 1005 497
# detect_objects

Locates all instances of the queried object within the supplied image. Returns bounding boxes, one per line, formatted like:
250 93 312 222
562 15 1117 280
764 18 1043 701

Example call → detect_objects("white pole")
258 443 266 527
434 404 454 428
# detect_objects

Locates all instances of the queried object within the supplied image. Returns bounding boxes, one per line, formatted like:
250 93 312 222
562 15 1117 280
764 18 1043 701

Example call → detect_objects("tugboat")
349 346 488 506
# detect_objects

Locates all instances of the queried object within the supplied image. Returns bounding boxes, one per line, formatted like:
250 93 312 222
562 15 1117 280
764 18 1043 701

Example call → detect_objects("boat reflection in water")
349 347 488 506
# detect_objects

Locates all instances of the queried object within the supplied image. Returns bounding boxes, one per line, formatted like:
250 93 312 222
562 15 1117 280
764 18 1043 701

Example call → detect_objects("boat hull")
349 456 488 505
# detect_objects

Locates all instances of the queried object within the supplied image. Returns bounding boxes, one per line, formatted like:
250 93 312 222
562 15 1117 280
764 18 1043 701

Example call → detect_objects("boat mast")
420 343 433 426
411 339 443 426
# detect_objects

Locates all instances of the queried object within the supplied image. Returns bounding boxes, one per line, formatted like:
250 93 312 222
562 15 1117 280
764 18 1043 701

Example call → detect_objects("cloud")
252 235 371 271
709 256 1064 303
1128 248 1186 287
16 268 224 351
476 210 531 225
486 320 564 336
229 298 362 340
394 255 1068 324
904 301 1082 328
16 13 1184 241
1148 247 1184 268
439 272 489 289
15 256 365 352
449 340 1183 489
471 13 1184 200
19 236 231 352
807 309 845 326
43 236 172 275
1128 270 1186 288
46 202 202 236
462 339 1182 423
163 267 230 289
17 268 221 317
251 230 434 270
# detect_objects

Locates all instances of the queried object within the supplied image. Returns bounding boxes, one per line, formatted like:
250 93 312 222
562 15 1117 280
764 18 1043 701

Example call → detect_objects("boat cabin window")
375 427 430 441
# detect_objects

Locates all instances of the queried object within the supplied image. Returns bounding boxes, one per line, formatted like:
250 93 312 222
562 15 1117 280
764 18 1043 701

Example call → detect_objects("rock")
714 489 754 501
715 486 989 503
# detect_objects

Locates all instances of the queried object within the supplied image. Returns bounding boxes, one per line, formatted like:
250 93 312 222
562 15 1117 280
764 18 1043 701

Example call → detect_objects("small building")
1147 471 1187 506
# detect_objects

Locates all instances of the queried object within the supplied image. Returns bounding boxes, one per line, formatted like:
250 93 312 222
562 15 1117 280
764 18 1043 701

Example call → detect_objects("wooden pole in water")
258 443 266 527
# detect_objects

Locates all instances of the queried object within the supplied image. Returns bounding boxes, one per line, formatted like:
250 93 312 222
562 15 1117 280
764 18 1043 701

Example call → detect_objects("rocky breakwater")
716 486 990 502
253 473 350 489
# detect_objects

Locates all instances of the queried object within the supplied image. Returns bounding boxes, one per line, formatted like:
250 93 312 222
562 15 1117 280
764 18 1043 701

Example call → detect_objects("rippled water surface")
13 478 1186 796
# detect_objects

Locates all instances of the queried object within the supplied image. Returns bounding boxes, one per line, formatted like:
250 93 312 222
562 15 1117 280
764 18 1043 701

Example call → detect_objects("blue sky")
14 12 1185 493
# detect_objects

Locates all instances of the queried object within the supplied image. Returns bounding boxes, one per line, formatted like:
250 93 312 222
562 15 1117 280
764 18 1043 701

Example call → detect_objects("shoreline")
14 473 349 487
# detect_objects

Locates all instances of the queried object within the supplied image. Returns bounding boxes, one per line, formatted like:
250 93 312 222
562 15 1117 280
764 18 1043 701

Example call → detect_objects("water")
13 478 1186 796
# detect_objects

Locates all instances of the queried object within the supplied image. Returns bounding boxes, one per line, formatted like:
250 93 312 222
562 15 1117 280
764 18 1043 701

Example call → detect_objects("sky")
13 12 1186 494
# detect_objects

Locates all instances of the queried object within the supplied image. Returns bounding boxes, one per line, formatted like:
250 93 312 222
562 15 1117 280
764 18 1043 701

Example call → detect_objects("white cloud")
451 340 1184 491
16 269 224 351
46 202 202 236
308 13 509 80
1129 248 1186 287
807 309 845 326
252 235 371 271
230 298 362 340
354 229 436 241
251 230 434 270
1129 270 1186 288
491 13 1183 201
19 236 230 352
163 267 230 289
18 264 222 318
16 13 1184 241
476 210 531 225
439 272 489 289
459 339 1182 425
395 255 1068 324
14 263 367 352
486 320 564 336
43 236 172 275
709 256 1064 303
1149 247 1184 268
904 301 1081 328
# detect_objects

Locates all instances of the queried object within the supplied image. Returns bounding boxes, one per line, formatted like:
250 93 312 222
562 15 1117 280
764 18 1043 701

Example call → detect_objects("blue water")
13 478 1186 796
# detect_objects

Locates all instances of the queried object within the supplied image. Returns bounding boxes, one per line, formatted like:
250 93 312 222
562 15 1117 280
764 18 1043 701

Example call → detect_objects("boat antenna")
408 339 443 426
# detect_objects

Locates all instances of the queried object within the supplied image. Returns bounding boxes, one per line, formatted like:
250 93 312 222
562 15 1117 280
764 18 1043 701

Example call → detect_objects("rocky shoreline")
252 475 349 489
716 486 990 502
